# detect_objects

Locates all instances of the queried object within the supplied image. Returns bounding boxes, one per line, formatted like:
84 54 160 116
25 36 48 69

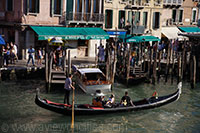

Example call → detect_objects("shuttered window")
178 10 183 23
51 0 63 16
6 0 13 11
118 10 125 29
143 12 148 28
192 8 197 22
27 0 40 13
153 12 160 29
172 9 177 22
105 10 113 29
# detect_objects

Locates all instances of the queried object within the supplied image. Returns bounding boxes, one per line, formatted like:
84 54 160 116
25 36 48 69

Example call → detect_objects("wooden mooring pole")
177 54 182 84
106 49 110 81
111 44 117 84
68 50 71 76
165 41 171 82
126 44 131 87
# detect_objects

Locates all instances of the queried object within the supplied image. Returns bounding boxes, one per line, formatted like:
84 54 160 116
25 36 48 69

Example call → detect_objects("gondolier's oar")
71 87 75 129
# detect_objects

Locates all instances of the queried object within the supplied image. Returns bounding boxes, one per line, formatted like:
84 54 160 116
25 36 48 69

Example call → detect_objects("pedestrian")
98 43 105 63
2 46 8 67
37 48 43 66
64 74 75 105
27 45 35 66
10 45 15 64
13 43 18 62
55 46 61 70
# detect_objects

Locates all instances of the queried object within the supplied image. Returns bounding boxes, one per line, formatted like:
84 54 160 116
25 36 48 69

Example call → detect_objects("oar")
71 88 75 129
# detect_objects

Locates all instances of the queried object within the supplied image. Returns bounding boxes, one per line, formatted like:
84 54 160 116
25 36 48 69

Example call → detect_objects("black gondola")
35 82 182 116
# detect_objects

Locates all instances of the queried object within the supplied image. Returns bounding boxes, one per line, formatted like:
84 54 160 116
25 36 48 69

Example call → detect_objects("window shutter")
152 12 155 29
105 10 107 28
158 12 160 29
51 0 54 16
118 11 121 28
60 0 63 15
143 12 146 26
27 0 29 14
111 10 113 28
36 0 40 13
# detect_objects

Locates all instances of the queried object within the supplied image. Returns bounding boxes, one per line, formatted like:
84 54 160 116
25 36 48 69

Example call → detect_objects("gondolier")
64 74 75 105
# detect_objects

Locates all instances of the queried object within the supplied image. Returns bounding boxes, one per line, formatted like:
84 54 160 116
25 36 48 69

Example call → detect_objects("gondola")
35 82 182 116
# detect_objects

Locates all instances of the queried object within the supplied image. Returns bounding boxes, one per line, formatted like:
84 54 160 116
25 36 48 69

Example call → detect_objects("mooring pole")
68 50 71 76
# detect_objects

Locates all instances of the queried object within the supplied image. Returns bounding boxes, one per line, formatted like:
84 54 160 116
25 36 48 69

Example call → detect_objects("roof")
0 35 5 45
162 27 188 40
77 68 103 74
30 26 109 40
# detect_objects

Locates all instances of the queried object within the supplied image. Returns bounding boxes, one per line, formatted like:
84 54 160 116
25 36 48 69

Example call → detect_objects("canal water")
0 79 200 133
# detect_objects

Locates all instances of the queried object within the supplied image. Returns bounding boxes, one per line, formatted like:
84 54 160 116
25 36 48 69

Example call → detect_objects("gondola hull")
35 82 182 116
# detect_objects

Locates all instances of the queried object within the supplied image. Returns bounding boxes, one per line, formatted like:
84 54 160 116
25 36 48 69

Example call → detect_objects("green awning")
142 36 160 42
120 35 160 43
126 36 144 43
30 26 109 40
179 27 200 33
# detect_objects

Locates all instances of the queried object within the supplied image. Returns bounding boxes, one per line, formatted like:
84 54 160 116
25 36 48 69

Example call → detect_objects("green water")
0 79 200 133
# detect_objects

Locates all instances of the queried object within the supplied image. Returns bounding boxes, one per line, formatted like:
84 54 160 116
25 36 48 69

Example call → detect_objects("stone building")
0 0 107 59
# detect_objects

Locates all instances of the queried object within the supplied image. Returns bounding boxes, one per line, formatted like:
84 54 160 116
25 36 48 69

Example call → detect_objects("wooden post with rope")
71 88 75 129
68 50 71 76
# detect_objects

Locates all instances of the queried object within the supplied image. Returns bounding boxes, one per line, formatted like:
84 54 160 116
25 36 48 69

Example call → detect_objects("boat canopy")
77 68 102 74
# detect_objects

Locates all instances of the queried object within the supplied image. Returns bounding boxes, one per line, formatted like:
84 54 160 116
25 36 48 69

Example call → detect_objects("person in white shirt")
13 44 18 61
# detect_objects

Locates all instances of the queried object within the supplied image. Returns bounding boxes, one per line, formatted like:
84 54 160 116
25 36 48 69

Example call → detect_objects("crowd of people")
1 42 18 67
0 43 44 68
92 90 134 108
52 46 63 71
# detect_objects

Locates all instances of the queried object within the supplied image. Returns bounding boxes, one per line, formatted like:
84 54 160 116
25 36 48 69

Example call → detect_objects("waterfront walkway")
0 57 96 70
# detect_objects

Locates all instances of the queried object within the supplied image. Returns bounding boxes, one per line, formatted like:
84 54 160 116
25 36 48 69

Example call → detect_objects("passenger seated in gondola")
120 91 134 107
105 94 115 107
92 90 105 107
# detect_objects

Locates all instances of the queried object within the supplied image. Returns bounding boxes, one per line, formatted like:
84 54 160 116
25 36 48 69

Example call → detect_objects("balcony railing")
66 12 104 23
163 0 183 5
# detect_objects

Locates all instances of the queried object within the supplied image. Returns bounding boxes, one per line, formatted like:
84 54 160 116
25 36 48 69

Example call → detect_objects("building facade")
0 0 106 59
181 0 199 26
104 0 163 38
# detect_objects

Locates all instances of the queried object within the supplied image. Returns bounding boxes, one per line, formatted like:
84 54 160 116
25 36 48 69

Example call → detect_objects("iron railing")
163 0 183 5
66 12 104 23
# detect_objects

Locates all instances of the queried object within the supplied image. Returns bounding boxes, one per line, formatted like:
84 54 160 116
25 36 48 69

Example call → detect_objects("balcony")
154 0 161 6
125 0 145 9
163 0 183 6
66 12 104 24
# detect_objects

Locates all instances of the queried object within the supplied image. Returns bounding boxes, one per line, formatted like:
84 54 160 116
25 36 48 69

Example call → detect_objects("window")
198 8 200 20
153 12 160 29
118 10 125 29
105 10 113 28
172 9 177 22
143 12 148 28
52 0 62 15
192 8 197 23
93 0 99 13
6 0 13 11
178 10 183 23
134 12 140 24
27 0 39 13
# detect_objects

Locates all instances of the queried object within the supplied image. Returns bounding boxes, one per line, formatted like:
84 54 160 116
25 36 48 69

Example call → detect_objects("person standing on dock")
98 43 105 63
64 74 75 105
27 45 35 66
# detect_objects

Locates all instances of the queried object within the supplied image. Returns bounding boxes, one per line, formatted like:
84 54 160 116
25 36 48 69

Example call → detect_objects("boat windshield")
85 73 106 81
